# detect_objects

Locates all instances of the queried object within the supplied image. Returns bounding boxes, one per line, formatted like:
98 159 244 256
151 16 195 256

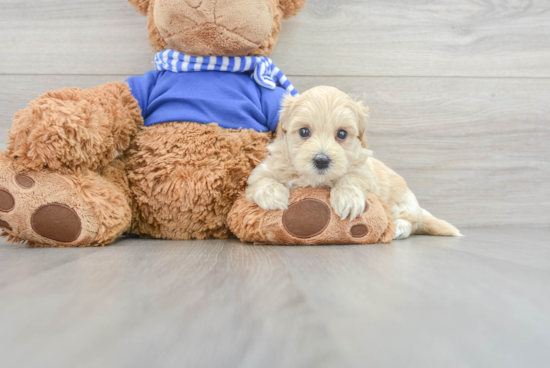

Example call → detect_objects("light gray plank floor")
1 228 549 368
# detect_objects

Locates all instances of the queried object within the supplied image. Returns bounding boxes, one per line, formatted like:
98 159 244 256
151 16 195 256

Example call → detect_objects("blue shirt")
126 70 288 132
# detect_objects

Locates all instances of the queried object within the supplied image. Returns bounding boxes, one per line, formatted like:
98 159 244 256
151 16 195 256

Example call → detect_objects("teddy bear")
0 0 395 247
0 0 309 247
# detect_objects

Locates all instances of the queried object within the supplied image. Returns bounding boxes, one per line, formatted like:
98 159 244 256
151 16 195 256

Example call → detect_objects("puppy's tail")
415 209 462 237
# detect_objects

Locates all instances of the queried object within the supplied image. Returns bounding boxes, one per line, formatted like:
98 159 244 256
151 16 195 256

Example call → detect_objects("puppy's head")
276 86 370 182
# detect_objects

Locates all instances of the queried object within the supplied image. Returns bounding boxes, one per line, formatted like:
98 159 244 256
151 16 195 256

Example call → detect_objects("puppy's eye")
299 128 310 138
337 130 348 140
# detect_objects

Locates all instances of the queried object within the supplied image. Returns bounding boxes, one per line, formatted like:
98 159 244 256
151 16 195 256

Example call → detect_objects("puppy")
246 86 460 239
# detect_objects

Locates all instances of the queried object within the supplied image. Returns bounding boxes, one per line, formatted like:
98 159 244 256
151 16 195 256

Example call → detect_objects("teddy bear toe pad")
350 224 369 238
15 174 35 189
0 189 15 212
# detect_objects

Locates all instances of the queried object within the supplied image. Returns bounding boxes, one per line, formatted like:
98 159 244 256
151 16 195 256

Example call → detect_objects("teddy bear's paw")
0 163 101 247
228 187 396 245
278 196 373 243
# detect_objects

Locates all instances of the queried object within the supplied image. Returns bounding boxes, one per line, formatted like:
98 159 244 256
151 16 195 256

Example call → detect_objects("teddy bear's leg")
7 82 142 173
127 122 270 240
0 82 140 246
0 154 132 247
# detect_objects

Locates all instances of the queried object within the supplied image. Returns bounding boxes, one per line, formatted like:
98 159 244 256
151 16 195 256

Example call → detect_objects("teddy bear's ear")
275 94 297 137
127 0 151 15
278 0 307 19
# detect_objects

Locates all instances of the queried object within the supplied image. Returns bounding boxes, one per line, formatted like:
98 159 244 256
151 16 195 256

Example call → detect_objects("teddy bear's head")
128 0 306 57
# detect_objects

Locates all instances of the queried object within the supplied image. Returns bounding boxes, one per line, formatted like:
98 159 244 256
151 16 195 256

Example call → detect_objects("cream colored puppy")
246 86 460 239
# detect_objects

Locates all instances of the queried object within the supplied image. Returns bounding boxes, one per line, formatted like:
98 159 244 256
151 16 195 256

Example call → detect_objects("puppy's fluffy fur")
246 86 460 239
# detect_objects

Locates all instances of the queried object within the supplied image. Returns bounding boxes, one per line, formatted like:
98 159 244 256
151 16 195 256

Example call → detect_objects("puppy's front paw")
330 185 365 221
253 182 290 211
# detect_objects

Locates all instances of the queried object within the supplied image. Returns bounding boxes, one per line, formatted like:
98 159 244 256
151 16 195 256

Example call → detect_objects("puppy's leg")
246 164 290 211
393 219 413 240
372 158 461 239
390 188 423 240
330 175 366 221
248 179 290 211
391 189 461 239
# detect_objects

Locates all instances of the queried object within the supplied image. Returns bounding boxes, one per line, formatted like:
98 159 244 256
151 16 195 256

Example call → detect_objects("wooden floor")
1 228 549 368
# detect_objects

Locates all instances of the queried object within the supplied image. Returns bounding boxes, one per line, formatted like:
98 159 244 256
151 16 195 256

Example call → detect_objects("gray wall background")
1 0 549 227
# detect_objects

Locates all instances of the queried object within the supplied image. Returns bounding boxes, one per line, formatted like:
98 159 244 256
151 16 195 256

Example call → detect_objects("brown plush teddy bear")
0 0 308 247
0 0 395 247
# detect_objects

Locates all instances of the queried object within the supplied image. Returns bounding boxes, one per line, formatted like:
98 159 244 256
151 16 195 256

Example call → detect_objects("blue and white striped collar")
154 49 299 96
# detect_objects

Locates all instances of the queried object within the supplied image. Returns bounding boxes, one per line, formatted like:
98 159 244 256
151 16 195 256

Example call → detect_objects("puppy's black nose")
313 155 331 170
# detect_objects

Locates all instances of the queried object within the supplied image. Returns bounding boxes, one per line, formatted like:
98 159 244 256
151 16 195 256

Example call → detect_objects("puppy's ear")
351 99 370 149
278 0 308 19
127 0 151 15
276 94 297 138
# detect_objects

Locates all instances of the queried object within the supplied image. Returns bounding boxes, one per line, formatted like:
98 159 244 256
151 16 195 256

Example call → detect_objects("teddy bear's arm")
7 82 143 172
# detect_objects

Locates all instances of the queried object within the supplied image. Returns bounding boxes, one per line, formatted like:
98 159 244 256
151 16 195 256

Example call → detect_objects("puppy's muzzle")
313 154 331 171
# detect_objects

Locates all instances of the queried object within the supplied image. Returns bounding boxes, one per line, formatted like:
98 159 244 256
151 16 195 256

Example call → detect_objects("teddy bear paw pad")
282 199 331 239
31 203 82 243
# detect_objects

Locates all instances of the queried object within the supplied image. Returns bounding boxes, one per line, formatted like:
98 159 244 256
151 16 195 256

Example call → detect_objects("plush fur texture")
229 187 395 245
7 82 142 174
0 0 307 247
127 122 270 240
246 86 461 240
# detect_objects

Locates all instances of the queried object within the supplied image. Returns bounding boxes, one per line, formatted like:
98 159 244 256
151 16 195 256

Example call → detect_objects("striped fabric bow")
154 49 299 96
